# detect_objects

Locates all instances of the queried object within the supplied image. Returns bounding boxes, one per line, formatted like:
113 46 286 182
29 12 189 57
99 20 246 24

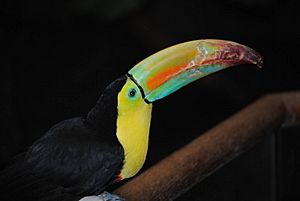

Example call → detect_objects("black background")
1 0 300 200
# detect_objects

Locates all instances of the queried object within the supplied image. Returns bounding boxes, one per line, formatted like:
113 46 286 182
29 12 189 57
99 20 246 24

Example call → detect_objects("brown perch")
114 91 300 201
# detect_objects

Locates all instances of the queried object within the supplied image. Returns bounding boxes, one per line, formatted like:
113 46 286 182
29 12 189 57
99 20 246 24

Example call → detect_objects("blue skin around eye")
128 88 139 100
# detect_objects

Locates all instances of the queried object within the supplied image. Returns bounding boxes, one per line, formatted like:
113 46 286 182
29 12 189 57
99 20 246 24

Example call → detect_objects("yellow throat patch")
116 78 152 179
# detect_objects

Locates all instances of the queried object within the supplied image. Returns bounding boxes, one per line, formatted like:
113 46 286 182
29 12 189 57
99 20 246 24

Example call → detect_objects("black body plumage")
0 76 127 201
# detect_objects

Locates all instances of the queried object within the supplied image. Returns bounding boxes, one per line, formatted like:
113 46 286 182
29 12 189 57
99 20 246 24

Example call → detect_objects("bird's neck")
85 77 127 141
85 96 117 137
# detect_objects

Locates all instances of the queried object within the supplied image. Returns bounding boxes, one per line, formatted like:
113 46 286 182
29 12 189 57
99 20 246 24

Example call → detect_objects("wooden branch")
114 91 300 201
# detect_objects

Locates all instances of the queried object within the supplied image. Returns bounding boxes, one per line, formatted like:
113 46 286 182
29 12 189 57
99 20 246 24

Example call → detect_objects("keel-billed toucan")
0 39 262 201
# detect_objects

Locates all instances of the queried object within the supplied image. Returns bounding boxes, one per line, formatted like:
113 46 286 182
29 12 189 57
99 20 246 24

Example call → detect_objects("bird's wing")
0 118 124 201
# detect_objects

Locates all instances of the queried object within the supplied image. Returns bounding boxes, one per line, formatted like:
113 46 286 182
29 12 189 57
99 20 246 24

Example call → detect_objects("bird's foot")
79 192 124 201
98 191 124 201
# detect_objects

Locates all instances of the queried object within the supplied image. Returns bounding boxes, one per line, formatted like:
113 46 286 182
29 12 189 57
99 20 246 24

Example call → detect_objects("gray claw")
79 192 125 201
98 191 124 201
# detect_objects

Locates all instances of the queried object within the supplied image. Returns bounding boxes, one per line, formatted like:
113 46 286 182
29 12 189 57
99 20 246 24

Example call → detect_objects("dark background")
1 0 299 200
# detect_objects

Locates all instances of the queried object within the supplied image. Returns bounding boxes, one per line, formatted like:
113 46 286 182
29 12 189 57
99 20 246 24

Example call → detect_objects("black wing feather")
0 117 124 201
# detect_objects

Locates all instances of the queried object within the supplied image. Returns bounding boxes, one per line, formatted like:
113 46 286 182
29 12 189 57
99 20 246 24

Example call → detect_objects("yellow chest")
116 104 152 179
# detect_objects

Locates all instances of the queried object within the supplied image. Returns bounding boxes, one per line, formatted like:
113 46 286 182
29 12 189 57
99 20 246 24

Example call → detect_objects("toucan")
0 39 262 201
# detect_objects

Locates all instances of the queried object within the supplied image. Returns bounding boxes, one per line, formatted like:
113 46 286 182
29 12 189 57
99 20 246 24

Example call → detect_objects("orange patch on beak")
147 63 188 91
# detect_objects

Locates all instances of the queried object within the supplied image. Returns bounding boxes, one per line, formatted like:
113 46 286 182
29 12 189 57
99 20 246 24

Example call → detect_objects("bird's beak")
128 39 263 103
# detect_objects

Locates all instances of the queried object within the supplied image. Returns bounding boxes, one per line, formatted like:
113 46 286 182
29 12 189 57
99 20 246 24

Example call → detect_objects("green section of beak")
128 39 263 102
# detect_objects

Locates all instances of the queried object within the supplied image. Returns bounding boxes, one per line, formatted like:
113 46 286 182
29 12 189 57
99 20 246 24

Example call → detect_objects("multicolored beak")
128 39 263 103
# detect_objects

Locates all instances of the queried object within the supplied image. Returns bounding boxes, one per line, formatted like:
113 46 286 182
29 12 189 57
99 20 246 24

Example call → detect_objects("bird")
0 39 262 201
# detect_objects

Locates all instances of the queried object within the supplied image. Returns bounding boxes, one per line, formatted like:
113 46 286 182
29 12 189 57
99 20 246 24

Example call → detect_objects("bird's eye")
128 88 137 98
